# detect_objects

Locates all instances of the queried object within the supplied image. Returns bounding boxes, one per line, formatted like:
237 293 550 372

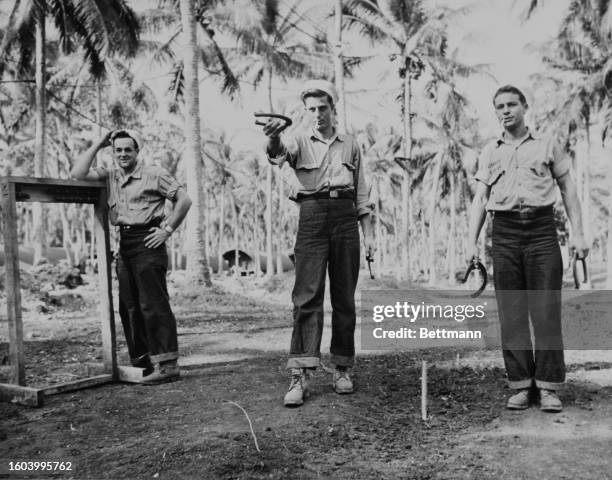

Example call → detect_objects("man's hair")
111 130 139 151
492 85 528 106
301 89 335 108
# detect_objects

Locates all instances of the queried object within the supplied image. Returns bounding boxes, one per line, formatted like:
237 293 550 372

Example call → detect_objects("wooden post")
1 180 25 385
94 187 116 376
0 177 148 406
421 360 428 421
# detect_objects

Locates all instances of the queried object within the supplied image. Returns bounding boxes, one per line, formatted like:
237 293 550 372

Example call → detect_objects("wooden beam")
1 180 25 385
117 366 146 383
0 383 43 407
1 176 105 187
41 374 113 396
95 186 117 375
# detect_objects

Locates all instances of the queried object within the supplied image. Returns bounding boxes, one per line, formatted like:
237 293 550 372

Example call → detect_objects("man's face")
112 137 138 171
494 92 527 130
304 95 334 134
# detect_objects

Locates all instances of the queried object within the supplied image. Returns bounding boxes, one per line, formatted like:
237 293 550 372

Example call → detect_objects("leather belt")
118 219 162 232
494 205 553 219
296 189 354 202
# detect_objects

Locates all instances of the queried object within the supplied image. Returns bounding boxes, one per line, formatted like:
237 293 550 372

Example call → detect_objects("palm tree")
217 0 328 275
1 0 139 263
525 0 612 285
139 0 247 283
178 0 212 284
419 84 481 284
342 0 476 281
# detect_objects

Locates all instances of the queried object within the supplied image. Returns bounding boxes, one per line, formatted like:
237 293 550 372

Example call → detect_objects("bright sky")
0 0 573 142
195 0 573 144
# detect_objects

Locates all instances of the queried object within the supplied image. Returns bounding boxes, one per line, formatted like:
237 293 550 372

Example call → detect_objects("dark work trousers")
491 211 565 390
117 229 178 365
288 198 360 369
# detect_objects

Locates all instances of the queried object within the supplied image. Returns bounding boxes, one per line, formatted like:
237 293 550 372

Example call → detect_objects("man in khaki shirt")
468 85 589 412
71 129 192 384
263 80 375 407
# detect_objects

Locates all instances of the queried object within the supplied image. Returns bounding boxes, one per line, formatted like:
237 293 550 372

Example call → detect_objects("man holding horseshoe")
468 85 589 412
71 129 192 384
262 79 375 407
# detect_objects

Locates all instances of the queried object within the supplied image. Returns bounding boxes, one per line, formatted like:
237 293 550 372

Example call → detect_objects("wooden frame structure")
0 177 143 407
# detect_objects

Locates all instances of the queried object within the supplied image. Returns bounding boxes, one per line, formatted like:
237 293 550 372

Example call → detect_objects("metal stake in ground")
421 360 428 421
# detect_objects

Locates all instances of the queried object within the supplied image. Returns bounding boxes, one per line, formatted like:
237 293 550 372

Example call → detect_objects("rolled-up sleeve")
474 143 493 185
354 141 373 218
92 166 109 179
156 167 181 200
267 136 299 169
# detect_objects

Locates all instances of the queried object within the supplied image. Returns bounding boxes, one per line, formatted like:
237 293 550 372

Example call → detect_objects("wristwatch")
163 224 174 235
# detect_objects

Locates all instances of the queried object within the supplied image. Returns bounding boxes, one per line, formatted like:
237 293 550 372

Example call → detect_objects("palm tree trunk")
90 81 103 265
205 188 210 264
584 122 592 280
607 213 612 288
253 193 261 277
179 0 212 285
276 170 284 274
265 66 275 276
33 7 47 264
375 181 382 277
218 185 225 274
400 69 412 282
334 0 347 133
447 167 456 280
428 154 442 285
231 193 239 276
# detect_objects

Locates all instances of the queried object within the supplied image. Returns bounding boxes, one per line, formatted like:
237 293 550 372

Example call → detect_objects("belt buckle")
329 190 338 198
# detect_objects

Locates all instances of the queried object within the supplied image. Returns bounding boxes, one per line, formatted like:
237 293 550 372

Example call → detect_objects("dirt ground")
1 271 612 480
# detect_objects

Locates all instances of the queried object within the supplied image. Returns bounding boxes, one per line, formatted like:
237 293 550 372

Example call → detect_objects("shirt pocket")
487 158 505 187
528 160 550 178
338 161 356 186
128 192 157 211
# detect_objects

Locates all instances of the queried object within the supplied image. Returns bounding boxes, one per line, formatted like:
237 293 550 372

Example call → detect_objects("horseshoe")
366 248 374 280
571 253 589 289
461 258 488 298
254 113 293 132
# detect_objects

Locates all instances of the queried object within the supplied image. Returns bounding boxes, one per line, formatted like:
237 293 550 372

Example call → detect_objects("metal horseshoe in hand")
366 250 374 280
461 258 488 298
571 253 589 289
254 113 293 132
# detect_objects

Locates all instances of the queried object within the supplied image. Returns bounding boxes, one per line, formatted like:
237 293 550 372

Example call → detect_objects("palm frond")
168 60 185 107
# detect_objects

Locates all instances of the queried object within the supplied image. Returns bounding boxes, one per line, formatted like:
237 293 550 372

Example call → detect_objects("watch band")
164 225 174 234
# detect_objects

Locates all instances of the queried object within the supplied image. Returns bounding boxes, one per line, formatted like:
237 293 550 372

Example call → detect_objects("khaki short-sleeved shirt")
475 130 570 211
93 160 181 226
268 130 373 217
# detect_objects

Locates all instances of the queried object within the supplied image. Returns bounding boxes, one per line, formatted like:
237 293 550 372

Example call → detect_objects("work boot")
332 368 354 394
506 388 530 410
539 389 563 413
142 359 180 385
283 368 309 407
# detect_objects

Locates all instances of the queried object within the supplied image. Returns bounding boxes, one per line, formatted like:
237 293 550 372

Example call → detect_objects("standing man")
468 85 589 412
70 129 192 384
263 79 375 407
